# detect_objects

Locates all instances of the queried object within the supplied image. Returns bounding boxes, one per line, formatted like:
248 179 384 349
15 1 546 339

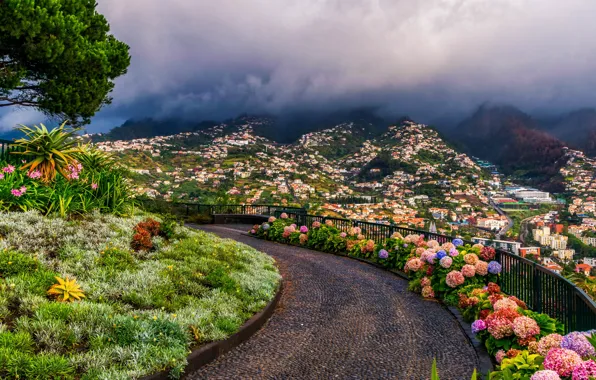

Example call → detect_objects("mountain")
541 108 596 156
92 108 389 144
454 104 567 192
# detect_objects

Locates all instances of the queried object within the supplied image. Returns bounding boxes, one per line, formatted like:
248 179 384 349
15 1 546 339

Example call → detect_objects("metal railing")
142 201 596 332
0 139 19 163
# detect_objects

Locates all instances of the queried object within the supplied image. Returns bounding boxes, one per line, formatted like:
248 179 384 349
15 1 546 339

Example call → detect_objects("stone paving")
187 224 479 380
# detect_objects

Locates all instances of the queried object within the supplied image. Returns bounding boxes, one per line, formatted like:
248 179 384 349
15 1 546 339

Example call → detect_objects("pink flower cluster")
439 256 453 268
421 286 434 298
530 370 561 380
27 170 42 179
464 253 479 265
475 261 488 276
538 334 564 356
512 316 540 339
280 213 289 219
268 216 276 223
572 360 596 380
2 165 14 173
445 270 465 288
66 161 83 180
493 298 519 312
360 240 375 253
405 258 422 272
11 186 27 198
299 233 308 245
543 348 583 377
312 221 321 228
461 264 476 278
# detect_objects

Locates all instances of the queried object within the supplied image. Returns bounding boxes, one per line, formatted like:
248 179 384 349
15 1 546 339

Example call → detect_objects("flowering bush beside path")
252 217 596 379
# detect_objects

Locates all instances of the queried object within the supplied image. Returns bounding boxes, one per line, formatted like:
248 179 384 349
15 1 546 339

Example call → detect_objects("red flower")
487 282 501 294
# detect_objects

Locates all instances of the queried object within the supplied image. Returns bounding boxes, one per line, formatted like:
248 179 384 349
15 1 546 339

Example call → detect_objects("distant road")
489 199 514 239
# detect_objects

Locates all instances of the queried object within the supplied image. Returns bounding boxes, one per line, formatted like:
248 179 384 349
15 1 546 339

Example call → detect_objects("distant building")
472 237 521 255
576 263 592 276
553 249 575 261
519 247 541 258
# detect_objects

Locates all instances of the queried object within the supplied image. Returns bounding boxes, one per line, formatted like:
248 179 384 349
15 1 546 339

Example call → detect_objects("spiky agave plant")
75 145 114 171
12 122 82 182
47 276 86 302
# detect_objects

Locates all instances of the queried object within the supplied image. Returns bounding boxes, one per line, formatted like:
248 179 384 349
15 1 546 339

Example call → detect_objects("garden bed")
251 216 596 380
0 211 280 379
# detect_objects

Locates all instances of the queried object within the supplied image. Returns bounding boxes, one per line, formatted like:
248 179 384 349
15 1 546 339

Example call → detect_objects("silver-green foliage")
0 212 280 379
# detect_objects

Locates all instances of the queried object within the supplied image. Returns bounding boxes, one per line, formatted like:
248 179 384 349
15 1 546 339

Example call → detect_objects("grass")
0 211 280 379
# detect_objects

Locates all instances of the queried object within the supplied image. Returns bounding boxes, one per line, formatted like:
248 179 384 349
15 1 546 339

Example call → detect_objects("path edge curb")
241 232 494 377
140 281 283 380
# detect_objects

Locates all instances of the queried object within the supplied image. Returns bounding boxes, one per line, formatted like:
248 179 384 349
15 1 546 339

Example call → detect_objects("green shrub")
0 250 39 277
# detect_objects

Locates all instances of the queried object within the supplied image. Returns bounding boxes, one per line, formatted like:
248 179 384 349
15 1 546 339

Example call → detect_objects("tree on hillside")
0 0 130 124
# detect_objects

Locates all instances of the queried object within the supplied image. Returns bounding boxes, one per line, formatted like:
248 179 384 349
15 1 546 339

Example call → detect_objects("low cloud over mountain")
4 0 596 132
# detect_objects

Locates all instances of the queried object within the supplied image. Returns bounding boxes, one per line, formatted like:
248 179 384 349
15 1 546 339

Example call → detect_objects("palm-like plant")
76 145 114 170
13 122 82 182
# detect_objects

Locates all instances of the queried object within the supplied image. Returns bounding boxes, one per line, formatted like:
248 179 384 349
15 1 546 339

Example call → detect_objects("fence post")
533 263 542 314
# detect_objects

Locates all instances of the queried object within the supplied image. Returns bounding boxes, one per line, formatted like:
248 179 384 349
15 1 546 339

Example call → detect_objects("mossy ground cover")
0 211 280 379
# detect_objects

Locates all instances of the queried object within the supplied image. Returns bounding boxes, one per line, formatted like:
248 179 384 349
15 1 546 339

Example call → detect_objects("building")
576 263 593 276
511 189 553 204
519 247 540 258
581 236 596 247
472 237 522 255
583 257 596 267
553 249 575 261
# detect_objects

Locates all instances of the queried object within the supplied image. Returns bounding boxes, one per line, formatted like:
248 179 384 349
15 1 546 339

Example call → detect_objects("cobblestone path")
187 225 478 380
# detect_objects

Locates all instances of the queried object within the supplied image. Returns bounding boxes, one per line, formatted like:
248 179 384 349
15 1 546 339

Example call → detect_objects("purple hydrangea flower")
378 249 389 259
487 261 502 275
403 243 408 248
449 248 459 257
299 226 308 233
561 332 596 358
530 370 562 380
471 319 487 334
452 238 464 247
436 250 447 260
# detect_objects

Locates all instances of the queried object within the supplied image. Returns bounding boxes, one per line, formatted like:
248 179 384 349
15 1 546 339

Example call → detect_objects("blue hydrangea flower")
378 249 389 259
436 250 447 260
487 261 502 275
262 223 270 231
562 332 596 358
452 238 464 247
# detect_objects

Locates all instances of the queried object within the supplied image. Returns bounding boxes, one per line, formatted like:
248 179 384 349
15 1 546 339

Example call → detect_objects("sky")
3 0 596 132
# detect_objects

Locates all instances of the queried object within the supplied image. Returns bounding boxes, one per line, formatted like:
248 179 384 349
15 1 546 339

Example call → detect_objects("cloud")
46 1 596 128
0 108 46 132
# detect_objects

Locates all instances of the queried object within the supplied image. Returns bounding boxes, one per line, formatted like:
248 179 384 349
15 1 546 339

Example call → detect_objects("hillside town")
89 117 596 282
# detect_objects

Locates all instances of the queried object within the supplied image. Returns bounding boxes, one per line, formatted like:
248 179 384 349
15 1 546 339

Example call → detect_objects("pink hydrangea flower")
439 256 453 268
299 233 308 245
572 359 596 380
494 298 519 312
475 261 488 276
530 370 561 380
268 216 276 223
421 285 434 298
339 232 347 238
446 270 465 288
405 258 422 272
464 253 479 265
461 264 476 278
280 213 288 219
299 226 308 233
538 334 564 356
312 221 321 228
543 348 583 377
495 350 506 363
512 316 540 339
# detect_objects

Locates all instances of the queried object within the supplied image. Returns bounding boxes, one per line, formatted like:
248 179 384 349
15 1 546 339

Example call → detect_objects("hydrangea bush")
0 211 280 379
252 217 596 379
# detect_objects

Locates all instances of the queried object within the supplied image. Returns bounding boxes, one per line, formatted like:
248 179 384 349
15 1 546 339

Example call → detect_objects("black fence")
141 201 596 332
0 139 20 163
